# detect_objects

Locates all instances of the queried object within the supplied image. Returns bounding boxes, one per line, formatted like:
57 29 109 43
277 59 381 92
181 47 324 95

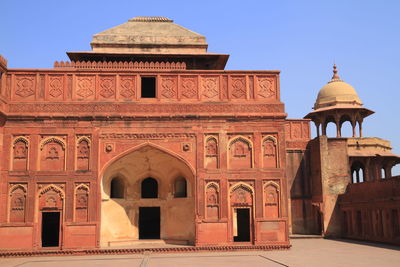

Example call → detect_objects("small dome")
314 65 362 110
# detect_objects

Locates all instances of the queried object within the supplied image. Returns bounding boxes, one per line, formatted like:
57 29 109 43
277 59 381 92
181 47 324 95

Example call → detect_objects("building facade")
0 17 398 252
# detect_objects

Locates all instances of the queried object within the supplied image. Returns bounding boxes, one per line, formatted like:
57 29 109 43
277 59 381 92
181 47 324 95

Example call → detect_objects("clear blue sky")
1 0 399 172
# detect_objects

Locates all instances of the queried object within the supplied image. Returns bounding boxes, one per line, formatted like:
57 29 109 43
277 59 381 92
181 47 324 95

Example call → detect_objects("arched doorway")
100 144 195 247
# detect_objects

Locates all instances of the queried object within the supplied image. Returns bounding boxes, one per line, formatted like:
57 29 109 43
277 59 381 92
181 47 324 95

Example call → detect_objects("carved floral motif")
161 77 177 99
181 77 197 98
16 76 35 98
76 76 95 98
202 77 219 98
99 77 115 98
231 77 246 99
257 77 275 99
120 77 135 98
49 76 63 98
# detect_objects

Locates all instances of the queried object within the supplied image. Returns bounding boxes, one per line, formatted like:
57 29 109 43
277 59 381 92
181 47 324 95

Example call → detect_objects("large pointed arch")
100 142 196 177
99 142 196 247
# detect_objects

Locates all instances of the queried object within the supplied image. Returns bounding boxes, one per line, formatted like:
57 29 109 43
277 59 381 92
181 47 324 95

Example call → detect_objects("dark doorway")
139 207 160 239
141 177 158 198
41 212 60 247
141 77 156 98
234 208 251 242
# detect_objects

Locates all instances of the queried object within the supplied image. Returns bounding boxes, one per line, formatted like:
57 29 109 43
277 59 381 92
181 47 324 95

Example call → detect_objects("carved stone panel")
264 183 280 218
13 137 28 171
206 183 219 220
257 76 276 99
119 76 136 99
205 137 218 169
180 76 198 99
15 75 35 100
75 184 89 222
230 76 246 99
40 137 66 171
76 136 90 171
160 76 177 99
201 76 219 99
262 137 277 168
76 76 95 99
230 184 253 207
9 184 27 223
48 75 64 100
38 184 64 210
99 76 116 99
229 137 252 169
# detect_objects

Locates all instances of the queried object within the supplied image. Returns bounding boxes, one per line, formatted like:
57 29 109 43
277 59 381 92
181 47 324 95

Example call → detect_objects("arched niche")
76 136 90 171
174 177 187 198
100 143 195 247
230 182 254 206
228 136 253 169
75 184 89 222
262 136 278 168
205 182 219 220
39 137 66 171
205 136 218 169
264 181 280 218
110 177 125 199
12 136 29 171
9 184 27 223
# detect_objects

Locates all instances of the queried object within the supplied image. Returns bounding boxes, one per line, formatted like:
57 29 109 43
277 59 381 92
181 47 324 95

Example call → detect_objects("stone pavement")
1 238 399 267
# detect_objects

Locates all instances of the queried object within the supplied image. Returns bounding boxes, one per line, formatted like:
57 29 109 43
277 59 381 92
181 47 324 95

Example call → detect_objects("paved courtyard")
1 238 399 267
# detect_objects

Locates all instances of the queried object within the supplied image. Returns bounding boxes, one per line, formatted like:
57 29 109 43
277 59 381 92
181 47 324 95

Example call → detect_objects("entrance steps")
289 234 323 239
108 239 189 247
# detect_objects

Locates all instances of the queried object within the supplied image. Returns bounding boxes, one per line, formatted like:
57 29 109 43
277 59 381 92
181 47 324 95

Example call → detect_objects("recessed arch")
174 177 187 198
230 182 254 195
227 136 253 169
110 177 125 199
100 142 196 177
141 177 158 198
351 161 365 183
39 137 66 150
100 143 196 247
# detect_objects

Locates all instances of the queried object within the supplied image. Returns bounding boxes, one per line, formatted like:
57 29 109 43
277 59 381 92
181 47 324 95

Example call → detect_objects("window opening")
141 177 158 198
141 77 156 98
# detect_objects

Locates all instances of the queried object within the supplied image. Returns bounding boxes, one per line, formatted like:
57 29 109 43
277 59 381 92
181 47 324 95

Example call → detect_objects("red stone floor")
1 238 399 267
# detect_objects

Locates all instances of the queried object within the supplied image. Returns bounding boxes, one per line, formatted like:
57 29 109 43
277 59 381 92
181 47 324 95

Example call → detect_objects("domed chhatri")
314 64 362 110
305 64 374 138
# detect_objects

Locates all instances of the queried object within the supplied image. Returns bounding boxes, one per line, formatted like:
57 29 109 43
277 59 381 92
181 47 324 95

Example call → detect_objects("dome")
314 65 362 110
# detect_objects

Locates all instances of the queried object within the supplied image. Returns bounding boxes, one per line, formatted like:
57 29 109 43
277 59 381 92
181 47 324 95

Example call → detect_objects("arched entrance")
100 144 195 247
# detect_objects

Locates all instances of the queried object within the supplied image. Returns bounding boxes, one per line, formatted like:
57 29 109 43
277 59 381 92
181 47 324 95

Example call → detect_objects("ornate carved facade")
0 17 398 253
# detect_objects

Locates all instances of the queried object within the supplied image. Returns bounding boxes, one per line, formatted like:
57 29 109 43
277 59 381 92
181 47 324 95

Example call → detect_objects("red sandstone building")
0 17 398 252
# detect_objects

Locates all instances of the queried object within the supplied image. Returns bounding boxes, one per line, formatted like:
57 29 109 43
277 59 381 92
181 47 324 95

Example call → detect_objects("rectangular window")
141 77 156 98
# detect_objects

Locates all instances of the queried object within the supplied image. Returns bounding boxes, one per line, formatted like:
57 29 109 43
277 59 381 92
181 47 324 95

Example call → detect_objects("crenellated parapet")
54 60 187 70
